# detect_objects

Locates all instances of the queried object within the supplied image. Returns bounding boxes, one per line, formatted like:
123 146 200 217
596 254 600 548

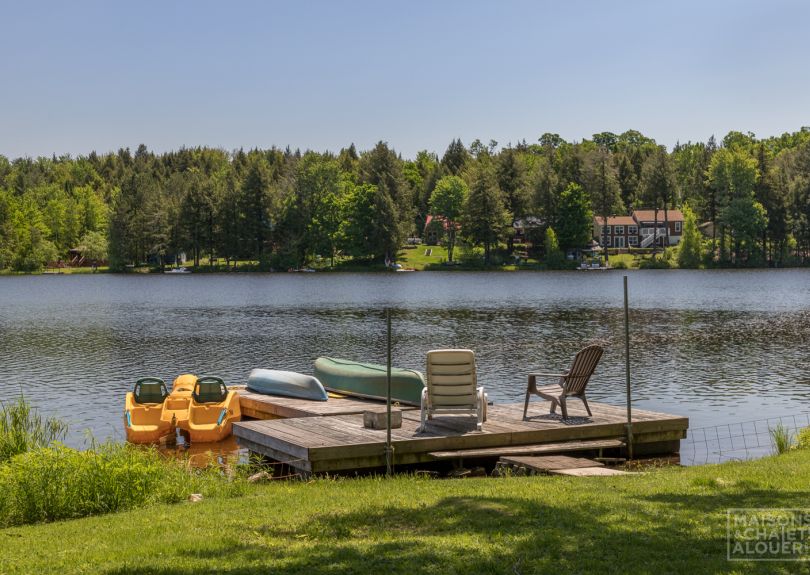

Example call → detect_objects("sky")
1 0 808 159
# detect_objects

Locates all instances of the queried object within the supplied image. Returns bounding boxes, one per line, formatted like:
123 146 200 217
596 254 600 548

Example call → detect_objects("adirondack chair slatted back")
426 349 477 408
562 345 603 396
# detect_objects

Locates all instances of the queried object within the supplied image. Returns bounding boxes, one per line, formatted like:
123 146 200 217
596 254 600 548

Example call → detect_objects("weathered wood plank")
237 437 312 472
499 455 604 471
239 391 416 419
233 423 310 461
548 467 631 476
429 438 625 459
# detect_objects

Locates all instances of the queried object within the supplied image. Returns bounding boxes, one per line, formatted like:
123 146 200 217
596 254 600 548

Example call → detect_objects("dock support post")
385 308 393 476
624 276 634 460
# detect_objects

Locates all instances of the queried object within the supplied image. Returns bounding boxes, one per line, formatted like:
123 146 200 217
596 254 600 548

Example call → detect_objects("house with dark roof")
592 209 685 249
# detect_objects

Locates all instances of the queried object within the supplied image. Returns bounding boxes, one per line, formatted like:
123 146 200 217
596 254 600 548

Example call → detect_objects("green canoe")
314 357 425 406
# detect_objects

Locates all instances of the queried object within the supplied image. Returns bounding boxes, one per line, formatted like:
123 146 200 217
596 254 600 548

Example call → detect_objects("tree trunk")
762 229 771 264
208 215 214 269
602 215 609 262
652 207 659 258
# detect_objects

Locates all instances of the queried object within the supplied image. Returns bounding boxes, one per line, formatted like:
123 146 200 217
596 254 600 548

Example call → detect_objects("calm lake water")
2 270 809 462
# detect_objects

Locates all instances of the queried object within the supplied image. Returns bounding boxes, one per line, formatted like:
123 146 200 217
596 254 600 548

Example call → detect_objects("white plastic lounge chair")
419 349 486 432
523 345 604 420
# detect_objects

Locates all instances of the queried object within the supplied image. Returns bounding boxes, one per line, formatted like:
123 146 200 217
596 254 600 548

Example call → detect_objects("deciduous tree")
555 183 593 252
429 175 468 262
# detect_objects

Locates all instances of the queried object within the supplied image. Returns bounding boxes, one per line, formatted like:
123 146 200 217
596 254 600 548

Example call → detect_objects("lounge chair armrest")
528 372 568 378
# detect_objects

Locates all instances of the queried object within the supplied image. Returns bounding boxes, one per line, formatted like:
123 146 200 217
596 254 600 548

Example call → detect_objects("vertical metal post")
624 276 634 459
386 308 393 476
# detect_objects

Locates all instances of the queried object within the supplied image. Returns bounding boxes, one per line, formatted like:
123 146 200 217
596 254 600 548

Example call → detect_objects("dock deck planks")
234 397 688 474
239 390 417 419
498 455 604 472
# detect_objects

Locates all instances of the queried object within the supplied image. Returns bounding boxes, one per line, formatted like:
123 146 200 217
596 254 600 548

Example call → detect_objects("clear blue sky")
1 0 808 159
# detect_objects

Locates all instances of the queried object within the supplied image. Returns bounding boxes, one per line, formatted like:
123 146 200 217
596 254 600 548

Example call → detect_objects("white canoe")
247 369 328 401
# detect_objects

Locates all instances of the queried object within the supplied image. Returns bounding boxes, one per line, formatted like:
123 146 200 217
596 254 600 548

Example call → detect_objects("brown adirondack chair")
522 345 604 420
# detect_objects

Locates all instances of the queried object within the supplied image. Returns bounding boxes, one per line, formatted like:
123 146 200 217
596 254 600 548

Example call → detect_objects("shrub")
794 427 810 450
677 204 703 268
543 227 567 269
0 442 244 527
0 398 243 527
0 397 67 463
638 257 671 269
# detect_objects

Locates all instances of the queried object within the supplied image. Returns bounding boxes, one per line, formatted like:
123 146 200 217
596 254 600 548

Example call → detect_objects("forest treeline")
1 128 809 272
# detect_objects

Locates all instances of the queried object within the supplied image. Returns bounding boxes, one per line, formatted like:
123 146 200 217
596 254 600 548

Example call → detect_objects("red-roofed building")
632 209 684 247
424 214 460 245
592 209 685 249
592 215 638 249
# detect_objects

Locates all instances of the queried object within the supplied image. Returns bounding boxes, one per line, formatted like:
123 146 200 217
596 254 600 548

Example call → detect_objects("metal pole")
386 308 393 476
624 275 634 459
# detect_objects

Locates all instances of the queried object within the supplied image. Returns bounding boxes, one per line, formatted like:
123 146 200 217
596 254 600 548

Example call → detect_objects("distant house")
592 216 638 249
592 209 685 250
513 216 544 242
424 215 458 245
698 221 715 239
632 209 684 247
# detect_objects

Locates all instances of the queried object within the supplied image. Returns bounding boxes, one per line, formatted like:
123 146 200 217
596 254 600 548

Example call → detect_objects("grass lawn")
398 245 542 271
0 266 110 275
3 451 809 574
398 244 451 270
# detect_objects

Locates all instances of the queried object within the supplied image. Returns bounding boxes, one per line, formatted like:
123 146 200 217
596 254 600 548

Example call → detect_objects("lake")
2 270 809 463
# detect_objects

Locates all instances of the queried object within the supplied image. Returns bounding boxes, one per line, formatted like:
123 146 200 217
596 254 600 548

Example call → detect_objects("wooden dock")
238 390 416 420
234 394 688 475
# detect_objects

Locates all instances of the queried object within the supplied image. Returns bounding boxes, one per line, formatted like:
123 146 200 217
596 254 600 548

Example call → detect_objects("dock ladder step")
428 438 625 460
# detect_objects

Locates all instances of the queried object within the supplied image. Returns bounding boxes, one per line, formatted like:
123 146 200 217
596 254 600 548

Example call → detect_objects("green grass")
770 424 794 455
0 266 110 275
398 245 544 271
398 245 451 270
4 451 810 573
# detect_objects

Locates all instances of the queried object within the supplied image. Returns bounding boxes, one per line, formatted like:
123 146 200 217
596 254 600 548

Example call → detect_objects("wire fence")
681 412 810 465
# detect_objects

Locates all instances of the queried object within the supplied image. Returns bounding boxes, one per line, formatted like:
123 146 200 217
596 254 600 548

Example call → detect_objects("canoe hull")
314 357 425 406
247 369 328 401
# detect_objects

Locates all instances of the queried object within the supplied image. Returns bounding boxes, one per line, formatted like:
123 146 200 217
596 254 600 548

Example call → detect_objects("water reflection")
1 271 809 446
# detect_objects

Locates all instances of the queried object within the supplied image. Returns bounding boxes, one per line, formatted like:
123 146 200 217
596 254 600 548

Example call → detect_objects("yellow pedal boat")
161 373 196 428
184 376 241 443
125 374 240 444
124 377 172 444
